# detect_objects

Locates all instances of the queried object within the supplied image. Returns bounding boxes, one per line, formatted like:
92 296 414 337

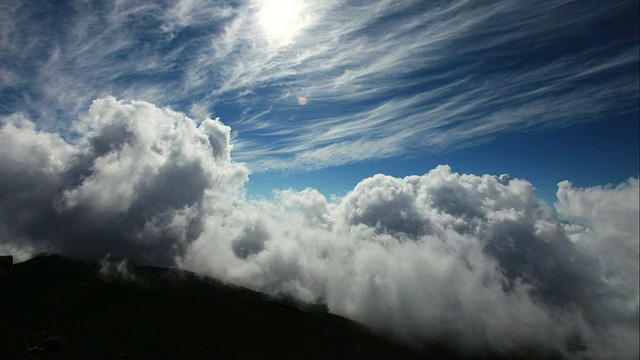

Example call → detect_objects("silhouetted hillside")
0 255 566 359
0 255 432 359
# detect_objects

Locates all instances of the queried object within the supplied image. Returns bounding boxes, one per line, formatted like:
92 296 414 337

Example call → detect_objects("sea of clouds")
0 98 637 359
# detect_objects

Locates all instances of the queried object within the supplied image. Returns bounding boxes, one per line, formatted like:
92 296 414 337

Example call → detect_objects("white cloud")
0 97 248 265
0 113 76 174
556 178 639 299
58 97 246 217
556 179 640 360
182 156 637 358
0 97 637 358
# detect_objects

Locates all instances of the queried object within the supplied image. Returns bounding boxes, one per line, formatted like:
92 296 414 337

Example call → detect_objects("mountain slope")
0 255 444 360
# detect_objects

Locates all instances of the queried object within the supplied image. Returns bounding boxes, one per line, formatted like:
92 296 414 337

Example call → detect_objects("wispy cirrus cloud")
0 0 637 171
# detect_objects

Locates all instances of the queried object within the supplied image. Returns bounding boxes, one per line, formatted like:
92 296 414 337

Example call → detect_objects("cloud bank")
1 99 637 359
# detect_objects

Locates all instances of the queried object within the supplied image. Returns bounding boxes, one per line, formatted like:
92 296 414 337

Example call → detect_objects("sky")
0 0 638 200
0 1 639 359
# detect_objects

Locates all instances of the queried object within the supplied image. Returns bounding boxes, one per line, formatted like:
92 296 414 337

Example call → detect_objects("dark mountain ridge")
0 254 565 359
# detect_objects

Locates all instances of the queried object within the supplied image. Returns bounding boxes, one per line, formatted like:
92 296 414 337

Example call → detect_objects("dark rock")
0 255 12 276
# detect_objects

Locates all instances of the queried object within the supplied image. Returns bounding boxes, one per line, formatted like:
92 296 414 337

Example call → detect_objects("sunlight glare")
258 0 306 45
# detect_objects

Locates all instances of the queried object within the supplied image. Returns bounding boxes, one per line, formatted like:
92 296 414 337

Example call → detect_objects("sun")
258 0 306 45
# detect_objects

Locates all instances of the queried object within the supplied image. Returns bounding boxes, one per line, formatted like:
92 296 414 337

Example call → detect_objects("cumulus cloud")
0 97 248 265
0 99 638 359
556 179 640 359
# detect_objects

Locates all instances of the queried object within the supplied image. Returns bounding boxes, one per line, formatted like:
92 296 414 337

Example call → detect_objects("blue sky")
1 2 639 356
1 0 638 202
248 116 640 203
